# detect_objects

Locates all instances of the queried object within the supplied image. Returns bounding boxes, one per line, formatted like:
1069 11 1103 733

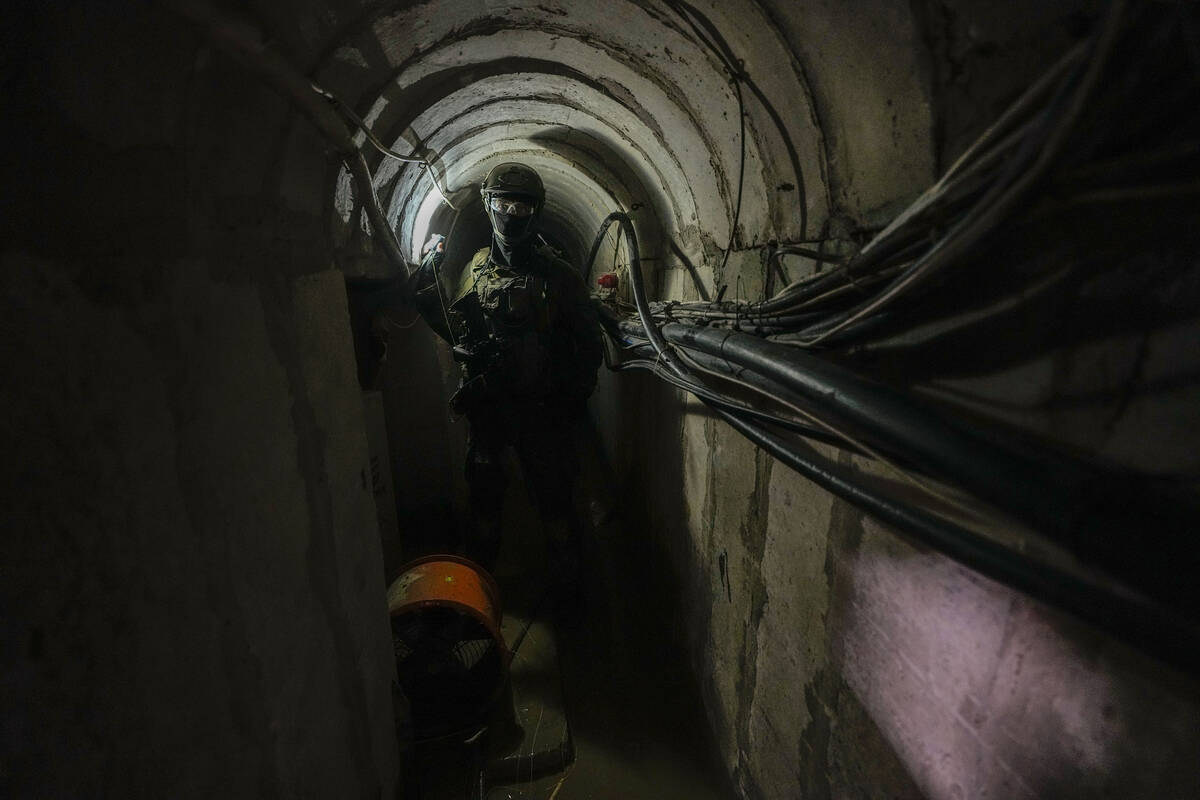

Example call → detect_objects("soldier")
410 162 603 597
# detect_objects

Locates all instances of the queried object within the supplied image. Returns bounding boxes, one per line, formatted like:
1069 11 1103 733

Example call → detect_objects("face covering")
486 195 539 266
491 210 534 244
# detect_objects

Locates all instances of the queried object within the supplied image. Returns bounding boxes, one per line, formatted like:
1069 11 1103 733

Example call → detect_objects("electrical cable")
656 19 1108 337
613 213 984 518
730 105 1041 321
587 212 688 378
583 212 624 279
614 221 1200 671
792 0 1126 348
625 326 1009 519
719 411 1200 674
718 73 746 277
595 199 1200 671
624 8 1137 357
648 317 1200 619
610 355 865 451
311 82 458 210
616 336 864 448
595 0 1195 672
665 0 809 238
936 41 1088 188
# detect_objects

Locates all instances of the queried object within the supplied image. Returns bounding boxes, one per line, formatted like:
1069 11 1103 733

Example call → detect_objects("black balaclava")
486 194 539 269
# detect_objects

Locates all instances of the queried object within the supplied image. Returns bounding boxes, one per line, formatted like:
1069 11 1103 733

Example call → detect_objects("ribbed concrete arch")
364 34 738 238
384 103 673 264
347 125 638 270
425 146 626 275
383 76 696 242
386 89 677 209
12 2 1200 799
315 0 827 285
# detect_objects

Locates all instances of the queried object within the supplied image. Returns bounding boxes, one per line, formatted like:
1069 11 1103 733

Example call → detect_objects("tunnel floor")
404 423 734 799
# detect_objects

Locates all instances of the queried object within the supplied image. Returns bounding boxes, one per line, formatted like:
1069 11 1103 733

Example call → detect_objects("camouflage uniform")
412 239 602 572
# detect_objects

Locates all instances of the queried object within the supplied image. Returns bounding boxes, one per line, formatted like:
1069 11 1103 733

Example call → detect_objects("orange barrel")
387 555 510 740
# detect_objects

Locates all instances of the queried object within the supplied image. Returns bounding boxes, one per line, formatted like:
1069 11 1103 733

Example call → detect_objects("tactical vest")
448 247 558 396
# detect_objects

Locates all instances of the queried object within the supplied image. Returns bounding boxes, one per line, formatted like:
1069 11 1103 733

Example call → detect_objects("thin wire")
381 311 423 331
781 263 908 312
612 225 621 272
719 73 747 277
612 356 838 441
937 41 1088 188
734 274 743 329
428 206 471 349
312 82 457 210
410 722 488 747
507 587 553 659
432 254 458 347
794 0 1126 348
739 104 1048 319
665 0 808 241
662 1 747 276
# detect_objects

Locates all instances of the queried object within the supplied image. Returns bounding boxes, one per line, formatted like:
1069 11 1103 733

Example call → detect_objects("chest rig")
474 262 550 336
448 250 556 397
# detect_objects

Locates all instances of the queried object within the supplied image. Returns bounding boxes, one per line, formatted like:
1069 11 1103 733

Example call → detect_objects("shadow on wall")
376 322 466 578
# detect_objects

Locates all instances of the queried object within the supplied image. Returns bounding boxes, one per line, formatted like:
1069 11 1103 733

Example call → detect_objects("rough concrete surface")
4 0 1200 798
2 5 398 796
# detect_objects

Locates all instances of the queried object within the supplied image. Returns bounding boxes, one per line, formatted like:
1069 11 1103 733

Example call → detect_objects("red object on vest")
597 272 619 289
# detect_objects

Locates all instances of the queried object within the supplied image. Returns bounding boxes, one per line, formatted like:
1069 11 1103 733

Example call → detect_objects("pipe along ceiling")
180 0 1200 669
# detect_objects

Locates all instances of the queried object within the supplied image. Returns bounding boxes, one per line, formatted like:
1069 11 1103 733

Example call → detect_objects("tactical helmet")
480 162 545 204
480 162 545 246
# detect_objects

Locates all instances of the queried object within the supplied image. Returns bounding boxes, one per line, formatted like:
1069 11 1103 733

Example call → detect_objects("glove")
422 233 446 256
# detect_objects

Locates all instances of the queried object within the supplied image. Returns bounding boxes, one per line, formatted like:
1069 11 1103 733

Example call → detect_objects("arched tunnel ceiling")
317 0 830 281
13 1 1200 797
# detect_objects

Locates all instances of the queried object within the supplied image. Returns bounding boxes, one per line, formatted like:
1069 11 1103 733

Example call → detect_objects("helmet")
480 162 545 204
480 163 544 246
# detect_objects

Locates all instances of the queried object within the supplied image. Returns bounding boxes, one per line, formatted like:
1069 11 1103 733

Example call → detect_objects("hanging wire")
719 71 747 277
633 0 1129 354
311 82 457 210
789 0 1126 348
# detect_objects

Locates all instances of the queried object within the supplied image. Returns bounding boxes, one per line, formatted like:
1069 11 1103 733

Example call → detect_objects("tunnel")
3 0 1200 797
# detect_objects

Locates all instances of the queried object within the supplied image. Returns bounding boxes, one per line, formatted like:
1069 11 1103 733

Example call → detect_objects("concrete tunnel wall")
3 1 1199 798
1 4 401 797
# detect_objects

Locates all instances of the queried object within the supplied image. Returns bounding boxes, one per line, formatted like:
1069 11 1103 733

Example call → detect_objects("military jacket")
413 243 602 407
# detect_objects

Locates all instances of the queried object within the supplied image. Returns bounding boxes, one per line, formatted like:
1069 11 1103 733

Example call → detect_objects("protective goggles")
488 195 536 218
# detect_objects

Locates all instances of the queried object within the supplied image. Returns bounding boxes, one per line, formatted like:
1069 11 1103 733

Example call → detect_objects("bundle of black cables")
592 0 1200 673
642 0 1155 351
